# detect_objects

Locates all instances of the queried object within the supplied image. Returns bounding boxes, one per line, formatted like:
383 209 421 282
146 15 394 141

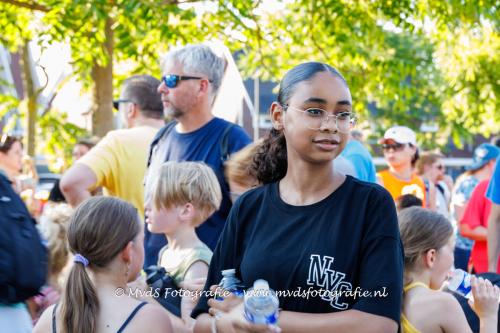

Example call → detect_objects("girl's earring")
125 262 130 277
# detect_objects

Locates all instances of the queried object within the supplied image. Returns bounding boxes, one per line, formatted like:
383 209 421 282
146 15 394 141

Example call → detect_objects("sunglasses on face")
382 143 406 152
161 74 212 89
435 164 444 171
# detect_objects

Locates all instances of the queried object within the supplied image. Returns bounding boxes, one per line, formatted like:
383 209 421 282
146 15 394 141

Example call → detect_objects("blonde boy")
145 161 221 327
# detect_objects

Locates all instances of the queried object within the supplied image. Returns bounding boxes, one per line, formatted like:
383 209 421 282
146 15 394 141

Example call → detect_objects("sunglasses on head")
382 142 406 152
0 133 22 148
161 74 212 89
112 99 135 110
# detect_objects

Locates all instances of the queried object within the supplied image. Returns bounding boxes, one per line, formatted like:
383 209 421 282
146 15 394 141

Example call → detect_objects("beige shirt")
158 244 212 285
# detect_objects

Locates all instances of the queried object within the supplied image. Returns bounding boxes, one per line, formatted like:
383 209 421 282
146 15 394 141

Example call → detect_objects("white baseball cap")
379 126 417 145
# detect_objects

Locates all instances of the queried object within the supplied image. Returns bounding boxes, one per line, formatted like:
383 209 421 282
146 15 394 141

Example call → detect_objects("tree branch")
247 1 273 76
34 63 48 96
219 1 252 30
162 0 205 4
308 0 329 60
0 0 49 12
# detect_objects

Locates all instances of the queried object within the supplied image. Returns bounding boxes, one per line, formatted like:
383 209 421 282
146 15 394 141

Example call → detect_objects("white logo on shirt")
306 254 353 310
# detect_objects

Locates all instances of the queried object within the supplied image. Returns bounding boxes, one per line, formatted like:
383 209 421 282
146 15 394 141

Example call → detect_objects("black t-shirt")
192 176 404 323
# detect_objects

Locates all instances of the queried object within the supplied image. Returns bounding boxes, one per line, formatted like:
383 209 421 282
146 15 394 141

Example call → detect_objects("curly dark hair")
251 62 347 184
251 128 288 184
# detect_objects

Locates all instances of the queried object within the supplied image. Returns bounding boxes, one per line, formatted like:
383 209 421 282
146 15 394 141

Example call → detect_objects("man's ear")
270 102 284 131
128 103 139 119
198 79 210 96
423 249 436 268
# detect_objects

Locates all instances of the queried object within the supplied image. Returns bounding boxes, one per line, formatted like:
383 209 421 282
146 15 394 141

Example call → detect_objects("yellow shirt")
401 282 428 333
77 126 159 217
377 169 426 206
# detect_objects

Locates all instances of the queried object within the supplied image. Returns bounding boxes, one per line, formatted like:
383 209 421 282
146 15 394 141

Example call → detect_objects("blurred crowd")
1 44 500 333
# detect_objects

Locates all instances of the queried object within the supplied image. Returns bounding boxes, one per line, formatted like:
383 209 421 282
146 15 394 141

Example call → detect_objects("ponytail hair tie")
74 254 89 267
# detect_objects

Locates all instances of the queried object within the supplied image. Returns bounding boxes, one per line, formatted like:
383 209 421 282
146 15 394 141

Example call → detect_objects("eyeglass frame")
113 99 135 110
282 104 356 132
161 74 213 89
381 142 408 152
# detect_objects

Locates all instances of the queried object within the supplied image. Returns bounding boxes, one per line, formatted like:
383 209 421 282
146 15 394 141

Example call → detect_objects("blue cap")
466 143 500 171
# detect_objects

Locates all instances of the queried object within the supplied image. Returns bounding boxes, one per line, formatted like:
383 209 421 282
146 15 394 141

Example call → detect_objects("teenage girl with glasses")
192 62 403 333
377 126 427 206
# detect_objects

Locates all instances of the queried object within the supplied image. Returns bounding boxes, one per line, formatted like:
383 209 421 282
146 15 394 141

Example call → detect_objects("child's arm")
182 261 209 329
469 276 500 333
460 224 488 241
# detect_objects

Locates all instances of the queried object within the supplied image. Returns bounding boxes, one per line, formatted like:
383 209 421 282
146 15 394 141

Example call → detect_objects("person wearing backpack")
143 44 251 267
0 134 48 332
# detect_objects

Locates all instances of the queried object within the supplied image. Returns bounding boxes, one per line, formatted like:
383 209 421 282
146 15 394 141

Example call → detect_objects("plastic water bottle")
217 269 244 299
447 269 472 299
244 279 279 325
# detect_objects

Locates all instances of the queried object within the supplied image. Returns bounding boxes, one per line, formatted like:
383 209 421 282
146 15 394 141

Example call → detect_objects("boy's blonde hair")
152 161 222 226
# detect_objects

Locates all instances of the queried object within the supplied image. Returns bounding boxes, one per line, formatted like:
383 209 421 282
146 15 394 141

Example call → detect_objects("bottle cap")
253 279 269 291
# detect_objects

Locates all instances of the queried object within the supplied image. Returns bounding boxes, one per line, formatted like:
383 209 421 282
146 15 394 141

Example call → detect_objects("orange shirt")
377 169 426 205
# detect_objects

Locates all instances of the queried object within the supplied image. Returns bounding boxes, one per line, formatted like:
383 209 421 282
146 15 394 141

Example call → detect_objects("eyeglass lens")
382 143 405 151
290 107 355 132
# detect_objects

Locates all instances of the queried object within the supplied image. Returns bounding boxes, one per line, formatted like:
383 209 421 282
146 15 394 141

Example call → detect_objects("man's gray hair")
162 44 227 97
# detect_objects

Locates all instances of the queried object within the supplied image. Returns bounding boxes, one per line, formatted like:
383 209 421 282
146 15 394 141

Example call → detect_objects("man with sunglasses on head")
143 44 251 268
60 75 164 217
376 125 426 206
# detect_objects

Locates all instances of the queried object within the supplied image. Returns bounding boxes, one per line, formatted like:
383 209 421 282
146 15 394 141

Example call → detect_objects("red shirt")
460 179 499 273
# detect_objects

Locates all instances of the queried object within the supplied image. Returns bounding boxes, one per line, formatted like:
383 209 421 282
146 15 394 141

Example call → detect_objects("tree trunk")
20 40 37 157
91 17 114 137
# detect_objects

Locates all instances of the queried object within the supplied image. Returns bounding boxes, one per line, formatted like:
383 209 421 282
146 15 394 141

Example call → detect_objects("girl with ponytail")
34 197 172 333
399 207 499 333
193 62 404 332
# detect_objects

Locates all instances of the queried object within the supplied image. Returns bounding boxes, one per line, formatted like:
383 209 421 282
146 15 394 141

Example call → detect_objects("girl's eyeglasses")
284 105 356 132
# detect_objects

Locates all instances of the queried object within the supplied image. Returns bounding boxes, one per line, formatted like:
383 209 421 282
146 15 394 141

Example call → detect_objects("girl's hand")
208 285 243 314
212 302 280 333
469 276 500 320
